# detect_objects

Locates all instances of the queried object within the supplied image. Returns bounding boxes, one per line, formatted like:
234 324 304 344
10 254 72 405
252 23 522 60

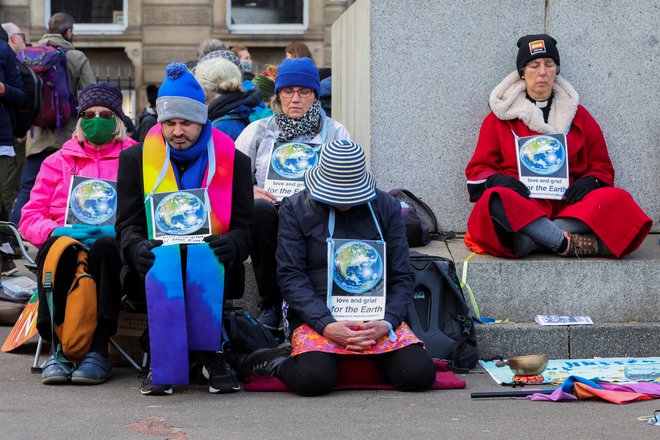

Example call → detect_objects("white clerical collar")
535 99 549 109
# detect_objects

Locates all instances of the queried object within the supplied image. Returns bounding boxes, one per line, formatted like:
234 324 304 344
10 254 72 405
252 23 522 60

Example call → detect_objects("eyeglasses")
12 33 26 42
80 110 114 120
279 87 313 98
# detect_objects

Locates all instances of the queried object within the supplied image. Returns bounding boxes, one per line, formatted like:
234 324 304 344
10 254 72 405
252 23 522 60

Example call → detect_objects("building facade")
1 0 353 119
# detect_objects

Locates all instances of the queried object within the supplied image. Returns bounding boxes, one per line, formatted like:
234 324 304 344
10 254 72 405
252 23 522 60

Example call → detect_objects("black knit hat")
78 82 125 119
516 34 560 78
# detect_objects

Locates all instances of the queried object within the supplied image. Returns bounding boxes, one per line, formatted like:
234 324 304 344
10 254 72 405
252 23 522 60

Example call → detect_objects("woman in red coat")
465 34 651 258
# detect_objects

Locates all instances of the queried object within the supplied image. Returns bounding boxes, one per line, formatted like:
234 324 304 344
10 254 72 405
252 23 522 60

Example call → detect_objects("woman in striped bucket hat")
240 140 436 396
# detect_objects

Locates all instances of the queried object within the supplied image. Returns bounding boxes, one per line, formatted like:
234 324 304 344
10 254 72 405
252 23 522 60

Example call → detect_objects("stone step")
475 322 660 359
448 235 659 323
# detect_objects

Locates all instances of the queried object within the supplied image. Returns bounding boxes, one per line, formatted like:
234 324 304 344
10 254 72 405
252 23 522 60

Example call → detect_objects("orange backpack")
37 237 97 367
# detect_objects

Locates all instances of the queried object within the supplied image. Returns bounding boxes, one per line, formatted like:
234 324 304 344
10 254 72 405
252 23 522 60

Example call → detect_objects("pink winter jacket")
19 135 138 247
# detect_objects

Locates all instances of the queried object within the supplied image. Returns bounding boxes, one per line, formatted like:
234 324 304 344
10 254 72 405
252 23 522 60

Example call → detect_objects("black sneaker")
189 356 207 385
205 352 241 394
240 342 292 379
140 369 173 396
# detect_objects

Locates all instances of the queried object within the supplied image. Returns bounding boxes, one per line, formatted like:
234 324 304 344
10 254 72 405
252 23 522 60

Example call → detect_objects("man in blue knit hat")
116 62 254 396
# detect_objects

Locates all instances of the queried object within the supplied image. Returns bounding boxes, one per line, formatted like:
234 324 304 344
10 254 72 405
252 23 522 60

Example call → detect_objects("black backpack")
12 60 43 138
388 189 455 247
221 307 277 379
405 252 478 369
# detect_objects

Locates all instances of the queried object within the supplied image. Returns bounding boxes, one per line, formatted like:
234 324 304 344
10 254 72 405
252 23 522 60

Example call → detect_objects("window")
227 0 308 34
46 0 127 34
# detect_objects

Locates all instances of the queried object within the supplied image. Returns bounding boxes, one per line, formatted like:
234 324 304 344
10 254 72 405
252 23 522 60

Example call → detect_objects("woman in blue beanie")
235 57 351 331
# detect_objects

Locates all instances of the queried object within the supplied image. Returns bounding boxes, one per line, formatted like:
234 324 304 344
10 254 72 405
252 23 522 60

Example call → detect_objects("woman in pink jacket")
20 83 137 386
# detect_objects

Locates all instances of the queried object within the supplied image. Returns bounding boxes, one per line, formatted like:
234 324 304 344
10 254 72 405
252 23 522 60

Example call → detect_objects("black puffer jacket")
277 189 414 335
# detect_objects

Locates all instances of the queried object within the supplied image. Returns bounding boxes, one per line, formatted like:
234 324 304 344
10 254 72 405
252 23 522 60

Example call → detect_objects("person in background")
11 12 95 226
465 34 651 259
194 57 263 141
234 57 350 332
285 42 314 63
185 38 227 71
197 48 256 93
19 83 137 385
319 76 332 117
0 25 25 223
251 73 275 108
230 45 255 81
135 84 159 142
284 42 330 80
1 22 27 216
1 23 27 274
240 140 436 397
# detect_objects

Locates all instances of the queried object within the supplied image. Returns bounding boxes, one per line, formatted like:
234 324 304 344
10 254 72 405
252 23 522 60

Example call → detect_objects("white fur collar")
489 71 580 134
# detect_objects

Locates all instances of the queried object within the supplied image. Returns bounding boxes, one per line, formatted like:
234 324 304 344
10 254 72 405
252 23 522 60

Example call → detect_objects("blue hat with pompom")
156 62 207 124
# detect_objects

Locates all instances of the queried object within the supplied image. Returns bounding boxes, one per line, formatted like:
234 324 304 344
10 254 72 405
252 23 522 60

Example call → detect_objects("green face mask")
81 116 116 145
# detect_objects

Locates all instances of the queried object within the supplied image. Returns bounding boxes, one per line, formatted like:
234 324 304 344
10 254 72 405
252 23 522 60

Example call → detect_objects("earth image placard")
519 135 566 175
333 241 384 294
70 179 117 225
154 191 207 236
270 143 318 179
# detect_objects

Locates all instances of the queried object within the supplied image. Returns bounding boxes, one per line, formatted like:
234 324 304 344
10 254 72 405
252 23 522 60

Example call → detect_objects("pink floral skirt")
291 322 424 357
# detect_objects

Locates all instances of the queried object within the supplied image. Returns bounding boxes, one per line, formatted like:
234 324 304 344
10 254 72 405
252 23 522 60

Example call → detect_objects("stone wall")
333 0 660 233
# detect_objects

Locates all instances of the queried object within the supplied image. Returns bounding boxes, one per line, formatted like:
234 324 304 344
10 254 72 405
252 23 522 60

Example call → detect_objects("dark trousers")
0 156 9 221
277 344 437 396
11 150 53 225
37 236 124 352
250 199 281 307
3 138 25 213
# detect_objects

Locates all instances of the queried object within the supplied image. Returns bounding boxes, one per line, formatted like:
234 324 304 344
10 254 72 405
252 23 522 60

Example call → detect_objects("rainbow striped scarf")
142 123 235 237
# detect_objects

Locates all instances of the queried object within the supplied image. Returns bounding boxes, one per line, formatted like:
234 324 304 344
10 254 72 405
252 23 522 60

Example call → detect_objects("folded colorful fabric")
523 375 660 404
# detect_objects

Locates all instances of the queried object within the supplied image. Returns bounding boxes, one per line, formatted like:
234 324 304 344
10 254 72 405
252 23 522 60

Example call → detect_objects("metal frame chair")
0 221 35 267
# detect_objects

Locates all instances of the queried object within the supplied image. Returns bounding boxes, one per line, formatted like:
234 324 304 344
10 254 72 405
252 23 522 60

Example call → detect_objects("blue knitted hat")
156 62 207 124
274 57 320 98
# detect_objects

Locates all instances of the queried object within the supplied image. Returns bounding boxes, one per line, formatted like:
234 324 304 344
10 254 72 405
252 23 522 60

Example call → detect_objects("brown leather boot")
558 231 600 257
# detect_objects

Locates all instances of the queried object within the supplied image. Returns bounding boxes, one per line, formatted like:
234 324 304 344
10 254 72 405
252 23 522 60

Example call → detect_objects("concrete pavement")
1 238 659 439
1 324 659 440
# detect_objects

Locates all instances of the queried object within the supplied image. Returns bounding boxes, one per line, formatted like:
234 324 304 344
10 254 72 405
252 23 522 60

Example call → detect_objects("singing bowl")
495 354 548 376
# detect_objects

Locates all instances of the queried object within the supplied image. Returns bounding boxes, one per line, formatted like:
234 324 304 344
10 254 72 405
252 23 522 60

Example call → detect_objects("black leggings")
277 344 436 396
250 199 281 307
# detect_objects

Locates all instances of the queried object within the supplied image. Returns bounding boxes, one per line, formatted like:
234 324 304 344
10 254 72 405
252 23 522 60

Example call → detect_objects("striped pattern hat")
304 140 376 207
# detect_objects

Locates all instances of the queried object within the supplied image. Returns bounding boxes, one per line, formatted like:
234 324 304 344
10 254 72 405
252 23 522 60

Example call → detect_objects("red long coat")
465 105 652 258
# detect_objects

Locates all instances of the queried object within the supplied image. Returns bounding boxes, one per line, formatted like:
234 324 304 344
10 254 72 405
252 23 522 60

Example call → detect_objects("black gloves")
204 235 238 266
486 174 530 198
135 239 162 278
563 176 599 204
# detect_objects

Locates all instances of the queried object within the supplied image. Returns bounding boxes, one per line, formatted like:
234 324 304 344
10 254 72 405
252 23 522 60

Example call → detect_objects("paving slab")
570 323 660 359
